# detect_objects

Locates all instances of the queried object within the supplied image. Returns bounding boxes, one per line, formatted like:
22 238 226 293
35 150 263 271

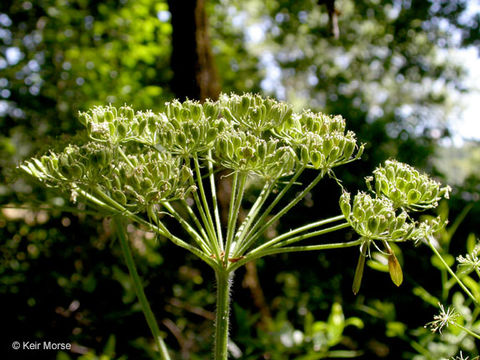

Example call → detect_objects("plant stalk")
214 270 233 360
113 216 171 360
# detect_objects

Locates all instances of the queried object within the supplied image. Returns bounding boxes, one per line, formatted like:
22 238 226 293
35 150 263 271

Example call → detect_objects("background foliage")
1 0 479 359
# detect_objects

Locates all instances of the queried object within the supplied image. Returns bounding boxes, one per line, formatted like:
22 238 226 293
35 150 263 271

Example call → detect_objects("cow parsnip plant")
20 94 450 359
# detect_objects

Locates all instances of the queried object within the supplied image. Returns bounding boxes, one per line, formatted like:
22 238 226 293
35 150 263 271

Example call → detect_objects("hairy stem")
214 270 233 360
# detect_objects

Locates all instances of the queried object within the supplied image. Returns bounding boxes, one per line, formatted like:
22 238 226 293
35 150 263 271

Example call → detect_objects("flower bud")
300 146 310 164
206 128 218 143
367 216 380 234
339 192 351 218
240 96 250 115
105 110 114 122
191 104 202 121
70 164 83 179
310 151 324 169
112 189 127 205
176 132 187 147
138 119 147 134
180 165 193 183
117 122 127 138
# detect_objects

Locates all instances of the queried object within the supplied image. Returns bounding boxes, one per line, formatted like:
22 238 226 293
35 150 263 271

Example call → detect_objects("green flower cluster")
367 160 451 210
341 160 450 245
21 93 363 212
21 142 194 212
339 192 415 242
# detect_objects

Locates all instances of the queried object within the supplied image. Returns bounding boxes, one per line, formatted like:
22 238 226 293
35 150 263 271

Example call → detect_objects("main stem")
214 270 232 360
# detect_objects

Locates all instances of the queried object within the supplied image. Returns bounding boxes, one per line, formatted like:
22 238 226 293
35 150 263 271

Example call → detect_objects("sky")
449 46 480 145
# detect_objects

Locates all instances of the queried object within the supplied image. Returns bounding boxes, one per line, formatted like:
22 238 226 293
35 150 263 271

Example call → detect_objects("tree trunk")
167 0 220 102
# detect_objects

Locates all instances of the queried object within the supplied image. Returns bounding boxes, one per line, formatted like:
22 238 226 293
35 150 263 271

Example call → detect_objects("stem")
238 168 324 255
112 216 171 360
235 168 305 256
428 239 479 305
214 270 233 360
208 150 224 251
190 158 221 260
231 180 274 256
453 322 480 340
81 186 218 268
194 155 218 242
162 201 211 254
255 218 347 253
224 172 239 259
230 239 363 272
225 173 247 263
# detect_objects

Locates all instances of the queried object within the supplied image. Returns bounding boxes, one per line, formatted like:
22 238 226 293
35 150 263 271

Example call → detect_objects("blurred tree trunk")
167 0 220 102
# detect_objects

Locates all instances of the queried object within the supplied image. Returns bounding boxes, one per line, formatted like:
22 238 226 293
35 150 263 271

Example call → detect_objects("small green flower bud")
70 164 83 179
112 189 127 205
180 165 193 183
310 151 324 169
117 122 127 138
323 137 333 155
203 101 218 118
251 107 261 123
300 146 310 164
78 112 88 126
105 110 114 122
176 132 187 147
344 140 355 159
126 108 134 122
148 116 156 133
190 125 200 142
141 178 153 189
206 128 218 143
191 104 203 121
138 119 147 134
240 96 250 115
339 192 351 218
367 216 380 234
180 107 190 121
388 248 403 286
407 189 421 204
257 141 267 159
241 146 255 158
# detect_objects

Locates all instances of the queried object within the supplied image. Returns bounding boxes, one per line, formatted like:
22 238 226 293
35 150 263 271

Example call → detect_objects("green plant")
361 203 480 359
20 94 450 359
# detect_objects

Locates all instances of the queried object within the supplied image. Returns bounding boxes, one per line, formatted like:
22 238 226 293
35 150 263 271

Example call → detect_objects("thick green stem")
113 216 171 360
214 270 233 360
